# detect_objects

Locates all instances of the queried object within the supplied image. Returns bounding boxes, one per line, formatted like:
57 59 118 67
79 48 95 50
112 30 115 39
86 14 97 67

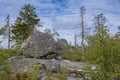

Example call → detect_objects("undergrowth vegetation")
0 48 21 64
61 52 82 62
0 47 21 80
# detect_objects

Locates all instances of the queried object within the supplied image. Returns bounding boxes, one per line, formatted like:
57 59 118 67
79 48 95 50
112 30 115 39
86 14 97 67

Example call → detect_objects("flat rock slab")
8 56 84 73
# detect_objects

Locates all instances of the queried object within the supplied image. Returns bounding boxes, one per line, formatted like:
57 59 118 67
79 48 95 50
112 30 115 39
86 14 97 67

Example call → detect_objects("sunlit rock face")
21 31 62 58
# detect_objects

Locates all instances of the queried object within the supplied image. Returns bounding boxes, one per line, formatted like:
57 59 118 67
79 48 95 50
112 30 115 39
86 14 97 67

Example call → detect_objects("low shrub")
61 52 82 62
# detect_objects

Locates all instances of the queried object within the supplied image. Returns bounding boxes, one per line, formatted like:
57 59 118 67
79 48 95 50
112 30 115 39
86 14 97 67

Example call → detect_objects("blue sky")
0 0 120 47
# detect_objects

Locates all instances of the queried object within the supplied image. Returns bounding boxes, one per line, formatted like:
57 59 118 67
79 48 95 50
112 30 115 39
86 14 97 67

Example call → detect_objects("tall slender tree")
6 14 11 49
80 6 85 61
12 4 40 44
0 14 11 48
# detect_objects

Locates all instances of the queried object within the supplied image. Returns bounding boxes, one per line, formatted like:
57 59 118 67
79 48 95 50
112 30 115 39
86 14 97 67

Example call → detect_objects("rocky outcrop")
8 56 96 80
21 31 62 58
8 56 85 73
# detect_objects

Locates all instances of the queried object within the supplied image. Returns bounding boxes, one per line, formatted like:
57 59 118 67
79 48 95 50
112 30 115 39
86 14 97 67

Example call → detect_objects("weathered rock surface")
21 31 62 58
8 56 84 73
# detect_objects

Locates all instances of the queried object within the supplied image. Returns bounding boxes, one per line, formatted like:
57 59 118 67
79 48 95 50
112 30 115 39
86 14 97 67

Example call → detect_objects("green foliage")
0 49 21 65
0 48 21 80
0 64 67 80
12 23 33 44
0 24 8 35
61 45 84 62
25 66 39 80
0 72 11 80
12 4 40 44
86 26 120 79
62 52 82 61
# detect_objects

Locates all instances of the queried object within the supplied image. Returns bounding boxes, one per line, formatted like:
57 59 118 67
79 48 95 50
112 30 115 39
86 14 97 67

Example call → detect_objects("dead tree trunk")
80 6 85 61
6 14 10 49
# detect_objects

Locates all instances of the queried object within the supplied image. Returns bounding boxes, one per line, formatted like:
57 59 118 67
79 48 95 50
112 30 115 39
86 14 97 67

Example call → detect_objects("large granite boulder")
21 31 62 58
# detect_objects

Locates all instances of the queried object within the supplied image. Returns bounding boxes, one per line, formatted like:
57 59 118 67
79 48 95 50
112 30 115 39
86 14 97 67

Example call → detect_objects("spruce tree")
12 4 40 44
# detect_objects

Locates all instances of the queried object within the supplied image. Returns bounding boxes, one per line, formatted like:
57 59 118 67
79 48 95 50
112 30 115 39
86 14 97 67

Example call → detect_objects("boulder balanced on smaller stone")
21 31 62 58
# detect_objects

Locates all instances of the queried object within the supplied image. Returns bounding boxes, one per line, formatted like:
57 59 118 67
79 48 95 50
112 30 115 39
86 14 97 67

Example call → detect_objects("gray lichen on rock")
21 31 62 58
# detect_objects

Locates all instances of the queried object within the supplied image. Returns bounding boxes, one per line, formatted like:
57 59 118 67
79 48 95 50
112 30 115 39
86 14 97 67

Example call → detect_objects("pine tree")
12 4 40 44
